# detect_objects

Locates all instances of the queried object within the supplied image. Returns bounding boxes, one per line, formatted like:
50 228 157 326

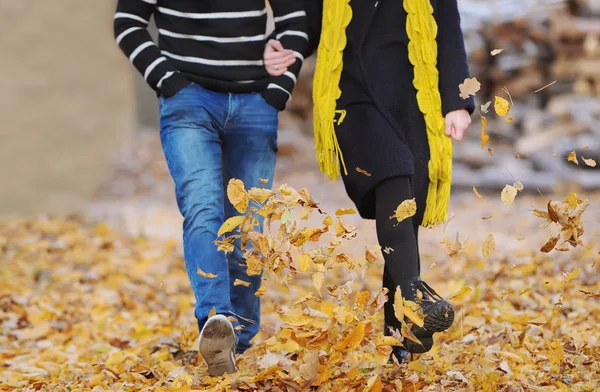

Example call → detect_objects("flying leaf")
560 268 581 290
336 208 356 216
393 287 404 323
494 96 511 117
383 247 394 254
513 181 524 192
582 157 597 167
298 254 311 272
208 307 217 319
473 186 483 199
481 101 492 113
501 185 518 205
227 179 249 213
334 322 366 351
540 235 560 253
218 215 245 236
259 178 269 185
197 267 218 279
482 234 495 258
233 279 251 287
248 187 273 203
403 300 425 328
491 48 504 56
392 198 417 223
480 116 489 148
459 77 481 99
449 286 473 301
312 272 325 295
356 167 371 176
568 151 579 165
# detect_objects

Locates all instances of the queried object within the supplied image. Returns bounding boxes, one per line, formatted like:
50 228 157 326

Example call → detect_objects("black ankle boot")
403 277 455 354
388 346 409 364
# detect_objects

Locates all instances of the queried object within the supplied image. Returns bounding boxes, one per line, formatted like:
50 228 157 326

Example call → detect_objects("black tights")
375 176 423 334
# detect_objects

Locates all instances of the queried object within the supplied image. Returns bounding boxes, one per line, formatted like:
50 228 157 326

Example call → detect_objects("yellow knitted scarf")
312 0 452 227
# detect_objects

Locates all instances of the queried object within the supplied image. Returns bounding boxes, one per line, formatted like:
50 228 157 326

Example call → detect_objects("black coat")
303 0 475 220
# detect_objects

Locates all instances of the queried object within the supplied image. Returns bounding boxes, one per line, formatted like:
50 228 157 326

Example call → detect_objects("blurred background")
0 0 599 236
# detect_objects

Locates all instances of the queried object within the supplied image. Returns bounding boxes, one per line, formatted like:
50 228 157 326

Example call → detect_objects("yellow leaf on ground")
299 351 319 381
459 77 481 99
364 374 383 392
233 279 251 287
217 215 245 236
482 234 495 258
392 199 417 223
494 96 511 117
408 361 427 372
501 185 518 205
197 267 218 279
227 178 249 213
480 115 489 148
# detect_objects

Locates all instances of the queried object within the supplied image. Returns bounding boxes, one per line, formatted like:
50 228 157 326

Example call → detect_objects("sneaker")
403 277 455 354
199 315 237 376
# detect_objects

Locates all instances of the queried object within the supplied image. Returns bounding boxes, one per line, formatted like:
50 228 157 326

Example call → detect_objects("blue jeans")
159 83 278 353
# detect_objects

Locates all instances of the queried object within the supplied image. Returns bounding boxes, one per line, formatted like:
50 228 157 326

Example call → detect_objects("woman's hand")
444 109 472 141
263 39 296 77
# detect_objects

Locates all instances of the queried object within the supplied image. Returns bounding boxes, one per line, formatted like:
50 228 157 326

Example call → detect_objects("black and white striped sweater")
114 0 308 110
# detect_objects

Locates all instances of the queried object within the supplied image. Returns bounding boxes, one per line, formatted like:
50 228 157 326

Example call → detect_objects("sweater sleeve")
262 1 309 111
435 0 475 116
114 0 190 98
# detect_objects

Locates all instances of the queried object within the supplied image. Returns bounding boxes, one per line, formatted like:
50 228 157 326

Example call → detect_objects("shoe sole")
199 315 237 377
405 301 455 354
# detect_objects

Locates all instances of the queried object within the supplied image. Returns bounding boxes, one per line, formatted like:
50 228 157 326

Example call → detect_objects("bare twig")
533 80 557 93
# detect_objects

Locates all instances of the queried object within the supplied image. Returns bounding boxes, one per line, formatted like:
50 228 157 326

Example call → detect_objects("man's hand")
444 109 471 141
263 39 296 76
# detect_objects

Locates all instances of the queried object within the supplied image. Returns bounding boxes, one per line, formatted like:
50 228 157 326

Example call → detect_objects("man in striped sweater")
114 0 308 376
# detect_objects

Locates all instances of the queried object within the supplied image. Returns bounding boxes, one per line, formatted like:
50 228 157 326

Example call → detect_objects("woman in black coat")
265 0 474 361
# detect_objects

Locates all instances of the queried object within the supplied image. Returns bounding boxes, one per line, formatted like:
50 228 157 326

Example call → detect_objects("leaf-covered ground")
1 184 599 391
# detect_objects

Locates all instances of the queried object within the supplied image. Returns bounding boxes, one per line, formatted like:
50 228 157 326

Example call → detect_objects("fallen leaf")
501 185 518 205
392 198 417 223
356 167 371 176
480 116 490 148
560 268 581 289
582 157 597 167
312 272 325 295
334 322 366 351
259 178 269 185
459 77 481 99
513 181 524 192
248 187 273 203
197 267 218 279
336 208 356 216
393 287 404 323
481 215 492 220
540 235 560 253
482 234 495 258
218 215 245 236
568 151 579 165
299 351 319 381
494 96 511 117
449 287 473 301
520 284 533 296
208 307 217 318
506 117 514 123
491 48 504 56
473 186 483 199
298 254 311 272
403 300 425 328
233 279 251 287
481 101 491 113
364 374 383 392
227 179 249 213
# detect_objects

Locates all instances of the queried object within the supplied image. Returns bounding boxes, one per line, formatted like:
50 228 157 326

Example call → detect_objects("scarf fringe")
313 0 452 226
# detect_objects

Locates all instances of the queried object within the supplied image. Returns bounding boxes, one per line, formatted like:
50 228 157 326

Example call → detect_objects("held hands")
264 39 296 76
444 109 472 141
